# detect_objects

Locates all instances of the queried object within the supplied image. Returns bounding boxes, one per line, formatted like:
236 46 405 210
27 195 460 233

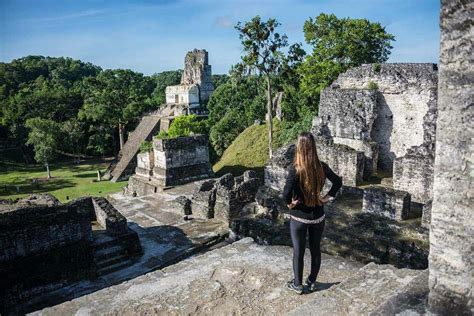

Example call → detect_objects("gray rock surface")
35 238 364 315
362 185 411 220
288 263 426 316
428 0 473 314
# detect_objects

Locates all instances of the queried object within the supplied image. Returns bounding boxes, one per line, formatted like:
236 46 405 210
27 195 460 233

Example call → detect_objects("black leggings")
290 218 325 286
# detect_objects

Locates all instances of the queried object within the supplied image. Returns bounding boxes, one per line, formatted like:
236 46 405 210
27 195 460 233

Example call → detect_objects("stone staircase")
288 262 428 315
92 232 133 276
37 238 428 315
107 104 183 182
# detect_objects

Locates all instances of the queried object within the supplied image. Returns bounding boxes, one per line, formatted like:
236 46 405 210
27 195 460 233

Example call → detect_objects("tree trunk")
118 123 125 150
266 75 273 159
46 162 51 179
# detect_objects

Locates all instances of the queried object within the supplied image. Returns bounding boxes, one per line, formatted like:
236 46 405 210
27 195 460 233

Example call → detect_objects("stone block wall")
0 204 92 262
332 63 438 173
393 146 434 203
153 135 213 186
316 139 365 187
428 1 473 314
135 151 154 178
362 186 411 220
317 89 378 140
0 202 95 313
91 197 128 235
191 171 260 224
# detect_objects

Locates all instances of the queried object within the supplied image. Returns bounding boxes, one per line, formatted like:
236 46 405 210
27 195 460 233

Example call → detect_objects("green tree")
235 16 289 158
0 56 100 144
299 13 394 99
25 118 62 178
61 119 86 159
79 69 156 152
206 75 267 156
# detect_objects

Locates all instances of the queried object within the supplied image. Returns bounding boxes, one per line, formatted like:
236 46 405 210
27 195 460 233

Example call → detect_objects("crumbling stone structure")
266 63 438 225
166 49 214 108
0 195 141 314
126 134 214 195
191 171 260 224
428 0 473 314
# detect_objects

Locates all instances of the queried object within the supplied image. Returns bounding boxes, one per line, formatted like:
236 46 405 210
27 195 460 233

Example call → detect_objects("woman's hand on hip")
287 197 301 209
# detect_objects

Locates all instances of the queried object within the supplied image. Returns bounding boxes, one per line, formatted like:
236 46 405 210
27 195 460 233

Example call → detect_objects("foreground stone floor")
35 238 428 315
26 182 228 313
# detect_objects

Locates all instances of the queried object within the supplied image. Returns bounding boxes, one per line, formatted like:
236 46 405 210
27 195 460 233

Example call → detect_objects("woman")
284 132 342 294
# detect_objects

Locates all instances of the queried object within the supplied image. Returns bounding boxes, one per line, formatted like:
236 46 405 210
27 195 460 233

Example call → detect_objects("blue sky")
0 0 440 75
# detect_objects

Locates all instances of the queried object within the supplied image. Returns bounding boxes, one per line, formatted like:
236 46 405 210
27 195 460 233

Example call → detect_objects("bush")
372 63 381 73
139 141 152 153
367 81 379 90
156 114 207 139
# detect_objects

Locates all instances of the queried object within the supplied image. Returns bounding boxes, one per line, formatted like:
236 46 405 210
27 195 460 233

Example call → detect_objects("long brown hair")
294 132 325 206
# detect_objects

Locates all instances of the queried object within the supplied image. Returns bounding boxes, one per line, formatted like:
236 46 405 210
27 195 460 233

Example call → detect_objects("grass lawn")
213 121 282 177
0 149 126 203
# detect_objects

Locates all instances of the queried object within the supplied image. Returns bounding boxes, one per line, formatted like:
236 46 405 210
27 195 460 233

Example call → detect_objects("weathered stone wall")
393 146 434 203
153 135 213 186
332 63 438 173
316 89 378 140
0 201 95 313
181 49 214 103
192 171 260 224
135 151 154 177
91 197 128 235
362 186 411 220
316 139 365 186
0 204 92 262
428 1 473 314
165 84 200 106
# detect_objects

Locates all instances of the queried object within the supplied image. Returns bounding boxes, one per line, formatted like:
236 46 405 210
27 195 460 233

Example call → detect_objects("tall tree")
299 13 395 100
25 118 62 178
235 16 289 158
79 69 155 151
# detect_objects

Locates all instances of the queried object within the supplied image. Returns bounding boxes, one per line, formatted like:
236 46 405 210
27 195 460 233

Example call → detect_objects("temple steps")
92 232 134 276
37 237 428 315
288 262 428 315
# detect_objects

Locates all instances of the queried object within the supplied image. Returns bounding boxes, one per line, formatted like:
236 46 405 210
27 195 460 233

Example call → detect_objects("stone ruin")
3 2 473 312
266 63 438 227
0 194 142 314
126 134 214 196
106 49 215 182
166 49 214 109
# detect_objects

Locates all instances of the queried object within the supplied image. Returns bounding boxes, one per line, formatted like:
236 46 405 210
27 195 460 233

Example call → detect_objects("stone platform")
35 238 428 315
21 183 228 314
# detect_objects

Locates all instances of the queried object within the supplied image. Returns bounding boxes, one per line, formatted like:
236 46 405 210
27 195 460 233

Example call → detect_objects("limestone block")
316 139 365 187
236 178 260 204
393 146 434 203
136 151 154 177
92 197 127 235
191 180 216 219
333 138 379 180
317 88 378 140
264 144 295 195
362 185 411 220
152 135 213 186
331 63 438 173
